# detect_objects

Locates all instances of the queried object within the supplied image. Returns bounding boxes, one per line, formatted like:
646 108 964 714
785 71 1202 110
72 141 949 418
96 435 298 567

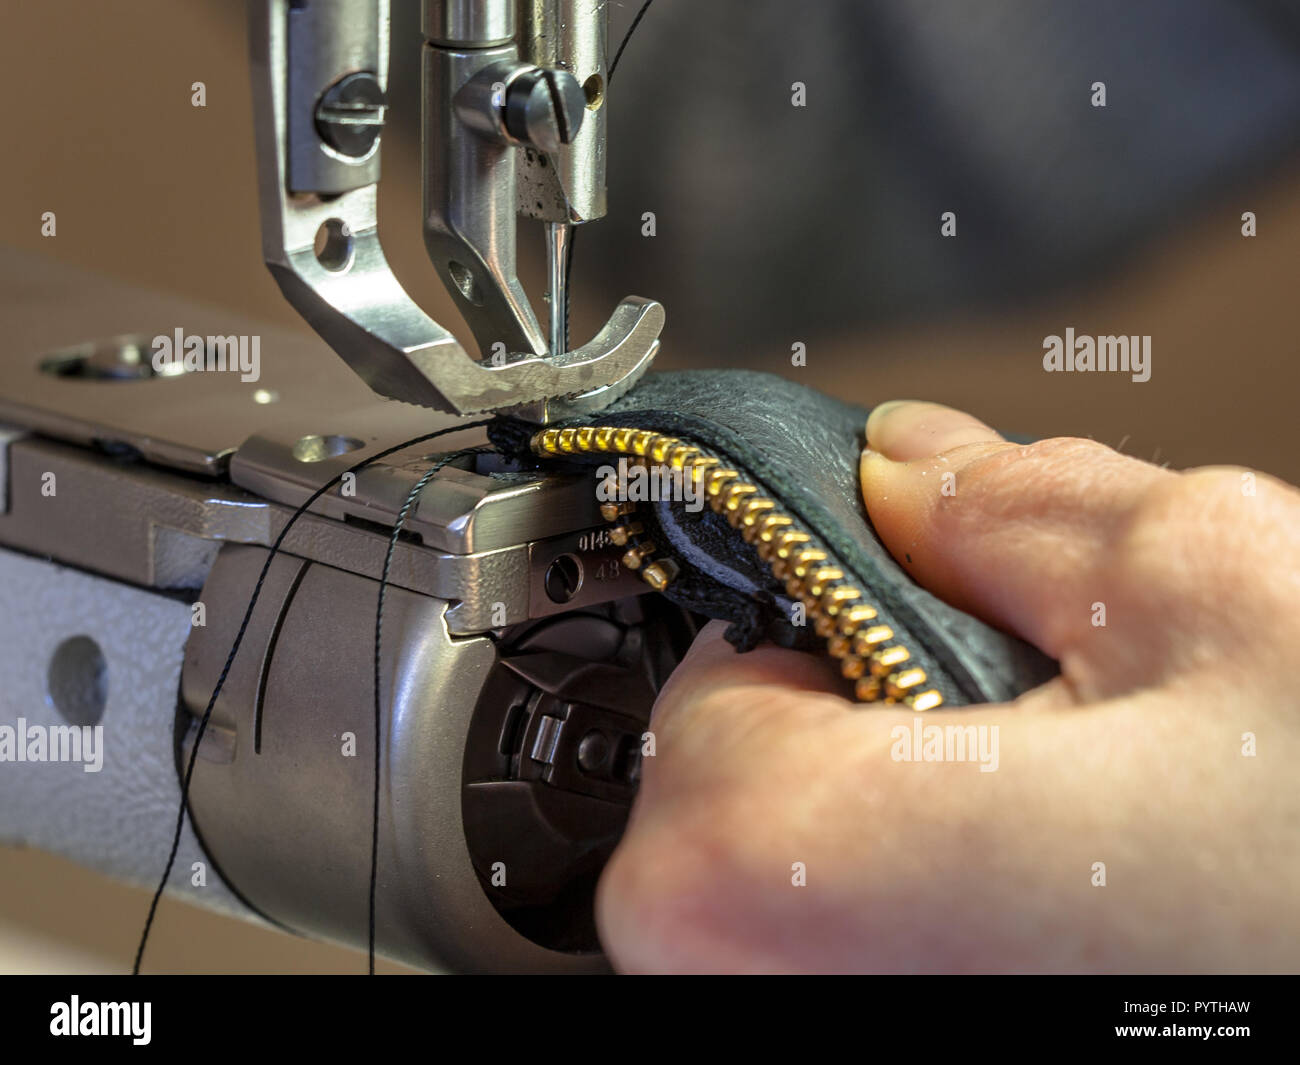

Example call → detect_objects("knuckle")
1128 466 1296 540
1115 466 1300 639
1120 472 1237 569
953 436 1131 519
1024 435 1117 467
960 436 1115 486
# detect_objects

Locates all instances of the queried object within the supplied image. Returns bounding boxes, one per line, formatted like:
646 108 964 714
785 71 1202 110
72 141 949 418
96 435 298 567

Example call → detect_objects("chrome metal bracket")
250 0 662 417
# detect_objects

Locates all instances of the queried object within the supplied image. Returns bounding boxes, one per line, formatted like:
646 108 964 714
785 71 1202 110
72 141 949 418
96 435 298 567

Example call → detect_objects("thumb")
860 401 1173 663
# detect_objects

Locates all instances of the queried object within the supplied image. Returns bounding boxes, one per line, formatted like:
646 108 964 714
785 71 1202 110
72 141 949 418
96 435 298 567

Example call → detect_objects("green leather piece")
511 370 1058 706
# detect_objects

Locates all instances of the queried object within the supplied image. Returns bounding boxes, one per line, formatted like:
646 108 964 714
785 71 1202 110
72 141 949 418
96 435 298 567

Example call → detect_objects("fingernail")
865 400 1002 462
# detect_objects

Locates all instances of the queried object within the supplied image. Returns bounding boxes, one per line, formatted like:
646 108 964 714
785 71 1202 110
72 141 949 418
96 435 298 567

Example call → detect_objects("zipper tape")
531 425 944 710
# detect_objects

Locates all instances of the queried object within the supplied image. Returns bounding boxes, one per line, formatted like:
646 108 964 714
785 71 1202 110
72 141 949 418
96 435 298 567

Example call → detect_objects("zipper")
531 425 943 710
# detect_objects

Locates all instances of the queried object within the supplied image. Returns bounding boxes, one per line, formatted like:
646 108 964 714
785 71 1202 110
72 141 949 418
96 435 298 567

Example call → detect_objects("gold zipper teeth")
531 426 943 711
608 522 643 546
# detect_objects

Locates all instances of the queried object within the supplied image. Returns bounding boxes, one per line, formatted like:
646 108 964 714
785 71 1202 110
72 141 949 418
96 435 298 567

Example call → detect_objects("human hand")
596 400 1300 973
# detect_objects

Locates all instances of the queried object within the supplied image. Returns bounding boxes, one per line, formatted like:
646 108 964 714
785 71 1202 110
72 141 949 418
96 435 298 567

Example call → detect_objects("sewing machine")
0 0 684 973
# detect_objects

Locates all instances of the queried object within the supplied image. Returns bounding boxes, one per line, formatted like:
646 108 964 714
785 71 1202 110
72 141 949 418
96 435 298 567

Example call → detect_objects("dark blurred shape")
389 0 1300 361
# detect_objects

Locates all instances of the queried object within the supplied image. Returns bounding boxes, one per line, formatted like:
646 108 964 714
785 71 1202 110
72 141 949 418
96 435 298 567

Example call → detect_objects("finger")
599 673 1296 973
641 621 849 784
866 399 1005 459
657 620 845 707
860 400 1174 673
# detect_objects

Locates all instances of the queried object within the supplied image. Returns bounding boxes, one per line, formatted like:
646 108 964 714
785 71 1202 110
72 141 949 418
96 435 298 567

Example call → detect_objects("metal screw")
543 554 582 604
314 72 387 158
504 68 586 153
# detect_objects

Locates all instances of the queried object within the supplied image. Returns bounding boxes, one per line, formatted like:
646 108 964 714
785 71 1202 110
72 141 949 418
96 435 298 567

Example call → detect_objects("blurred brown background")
1 0 1297 972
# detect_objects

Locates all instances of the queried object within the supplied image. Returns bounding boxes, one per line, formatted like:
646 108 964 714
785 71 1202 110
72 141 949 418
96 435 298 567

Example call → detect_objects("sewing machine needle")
546 221 571 358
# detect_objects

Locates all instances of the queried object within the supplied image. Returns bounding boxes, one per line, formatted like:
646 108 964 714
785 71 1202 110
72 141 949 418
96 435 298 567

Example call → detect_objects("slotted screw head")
315 71 387 158
504 68 586 152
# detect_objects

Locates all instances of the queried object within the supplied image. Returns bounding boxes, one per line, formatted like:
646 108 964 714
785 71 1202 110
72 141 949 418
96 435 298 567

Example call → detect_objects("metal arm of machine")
250 0 662 418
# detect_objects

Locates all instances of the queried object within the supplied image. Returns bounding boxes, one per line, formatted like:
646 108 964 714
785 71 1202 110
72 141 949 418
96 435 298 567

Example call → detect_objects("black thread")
563 0 657 347
369 447 486 973
133 420 493 975
609 0 657 85
563 227 577 348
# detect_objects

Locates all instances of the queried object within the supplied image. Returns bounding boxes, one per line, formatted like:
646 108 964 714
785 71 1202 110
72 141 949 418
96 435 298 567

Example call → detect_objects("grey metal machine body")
0 249 686 971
